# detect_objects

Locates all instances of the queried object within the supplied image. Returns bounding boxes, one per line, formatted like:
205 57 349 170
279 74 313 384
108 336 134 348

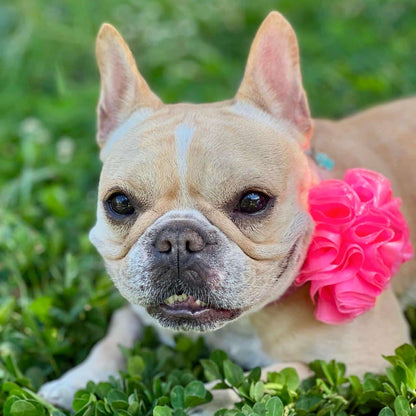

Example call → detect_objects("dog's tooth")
182 294 188 301
164 296 174 305
195 299 207 307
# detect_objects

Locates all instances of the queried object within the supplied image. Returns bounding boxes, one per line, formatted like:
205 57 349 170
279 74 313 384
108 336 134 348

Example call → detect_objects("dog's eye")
237 191 270 214
106 192 135 216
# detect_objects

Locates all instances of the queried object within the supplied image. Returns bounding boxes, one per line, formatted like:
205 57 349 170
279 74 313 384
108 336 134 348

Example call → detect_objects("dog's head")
90 12 315 332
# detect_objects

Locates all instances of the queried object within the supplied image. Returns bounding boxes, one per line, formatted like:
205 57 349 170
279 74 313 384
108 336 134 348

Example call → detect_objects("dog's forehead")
99 102 300 199
103 102 296 161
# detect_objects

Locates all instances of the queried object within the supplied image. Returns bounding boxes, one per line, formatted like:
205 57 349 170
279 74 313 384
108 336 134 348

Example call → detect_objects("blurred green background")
1 0 416 393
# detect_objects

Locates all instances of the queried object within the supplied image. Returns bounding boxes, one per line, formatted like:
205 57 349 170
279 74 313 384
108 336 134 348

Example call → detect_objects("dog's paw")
38 365 116 410
38 378 80 410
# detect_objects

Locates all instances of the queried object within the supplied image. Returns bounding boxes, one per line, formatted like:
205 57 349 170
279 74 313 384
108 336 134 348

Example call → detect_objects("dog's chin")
146 303 244 332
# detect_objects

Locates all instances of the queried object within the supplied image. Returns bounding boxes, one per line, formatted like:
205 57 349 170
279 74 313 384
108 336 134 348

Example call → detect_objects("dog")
39 11 416 411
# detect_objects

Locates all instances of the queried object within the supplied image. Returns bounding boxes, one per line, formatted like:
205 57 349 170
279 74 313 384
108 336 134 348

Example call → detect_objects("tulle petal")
295 168 413 324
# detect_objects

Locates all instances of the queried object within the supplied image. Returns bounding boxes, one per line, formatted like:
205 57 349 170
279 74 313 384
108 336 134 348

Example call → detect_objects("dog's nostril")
156 239 172 253
154 225 208 255
185 235 205 253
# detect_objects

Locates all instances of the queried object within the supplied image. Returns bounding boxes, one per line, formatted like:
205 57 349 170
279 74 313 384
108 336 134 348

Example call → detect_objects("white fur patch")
175 123 195 182
101 108 153 158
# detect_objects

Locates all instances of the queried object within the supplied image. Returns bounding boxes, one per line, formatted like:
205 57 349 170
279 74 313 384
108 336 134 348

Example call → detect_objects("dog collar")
294 168 413 324
306 148 335 171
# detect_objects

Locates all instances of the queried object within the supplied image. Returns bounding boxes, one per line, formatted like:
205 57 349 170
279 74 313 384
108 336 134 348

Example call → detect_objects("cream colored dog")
39 11 416 412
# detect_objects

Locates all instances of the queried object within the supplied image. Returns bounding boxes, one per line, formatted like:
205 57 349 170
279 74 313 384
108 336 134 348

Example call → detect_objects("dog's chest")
132 305 272 369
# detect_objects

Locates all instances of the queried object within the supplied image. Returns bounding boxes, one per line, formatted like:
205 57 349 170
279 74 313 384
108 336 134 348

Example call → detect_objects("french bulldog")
39 11 416 412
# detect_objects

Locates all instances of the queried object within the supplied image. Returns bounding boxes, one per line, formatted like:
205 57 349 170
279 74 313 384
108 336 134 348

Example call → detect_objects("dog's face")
90 12 315 332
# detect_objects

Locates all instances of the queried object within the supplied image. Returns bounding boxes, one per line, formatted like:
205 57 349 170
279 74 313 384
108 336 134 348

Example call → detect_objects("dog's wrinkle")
275 239 299 281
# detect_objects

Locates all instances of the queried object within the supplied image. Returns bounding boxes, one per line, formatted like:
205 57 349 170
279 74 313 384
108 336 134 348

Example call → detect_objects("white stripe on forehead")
101 108 153 158
175 123 195 182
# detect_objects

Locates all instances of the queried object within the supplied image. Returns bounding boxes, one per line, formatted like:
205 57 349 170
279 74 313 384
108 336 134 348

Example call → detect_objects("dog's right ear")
95 24 162 148
236 12 312 148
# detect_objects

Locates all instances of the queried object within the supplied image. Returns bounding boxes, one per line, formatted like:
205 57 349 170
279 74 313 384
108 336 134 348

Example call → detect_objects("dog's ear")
236 12 312 147
95 24 162 148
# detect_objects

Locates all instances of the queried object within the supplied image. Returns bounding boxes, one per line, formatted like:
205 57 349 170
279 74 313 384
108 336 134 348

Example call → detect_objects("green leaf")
184 380 207 407
211 350 228 377
173 409 187 416
394 396 411 416
127 356 145 378
224 359 244 387
2 382 22 393
348 375 362 395
280 368 299 391
386 366 407 393
0 297 16 325
175 336 194 352
238 383 252 401
29 296 53 322
115 411 132 416
156 396 170 406
252 402 266 415
127 402 140 414
247 367 261 384
241 404 253 415
95 382 113 399
213 382 229 390
170 385 185 409
9 400 39 416
295 394 322 412
201 359 222 382
72 392 94 412
250 381 264 402
108 389 128 410
153 377 163 398
395 344 416 366
379 408 394 416
265 397 284 416
153 406 173 416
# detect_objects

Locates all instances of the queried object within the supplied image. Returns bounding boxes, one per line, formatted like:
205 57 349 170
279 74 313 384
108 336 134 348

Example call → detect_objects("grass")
0 0 415 415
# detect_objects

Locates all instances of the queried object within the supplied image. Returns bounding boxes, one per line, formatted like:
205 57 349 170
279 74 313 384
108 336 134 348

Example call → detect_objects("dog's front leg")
39 305 142 410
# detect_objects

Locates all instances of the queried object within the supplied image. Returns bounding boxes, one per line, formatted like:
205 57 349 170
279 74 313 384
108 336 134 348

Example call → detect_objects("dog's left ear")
236 12 312 147
96 23 162 148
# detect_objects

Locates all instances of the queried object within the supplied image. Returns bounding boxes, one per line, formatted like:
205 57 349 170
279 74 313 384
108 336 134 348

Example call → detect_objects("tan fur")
39 11 415 412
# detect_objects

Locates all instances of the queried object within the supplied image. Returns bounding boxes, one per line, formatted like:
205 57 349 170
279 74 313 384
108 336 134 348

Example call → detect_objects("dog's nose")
154 225 206 255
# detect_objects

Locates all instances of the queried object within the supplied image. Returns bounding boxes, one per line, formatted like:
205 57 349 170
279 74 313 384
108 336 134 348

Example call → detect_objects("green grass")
0 0 416 415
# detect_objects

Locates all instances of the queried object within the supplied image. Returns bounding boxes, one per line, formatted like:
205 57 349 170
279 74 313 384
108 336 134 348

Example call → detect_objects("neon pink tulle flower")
295 168 413 324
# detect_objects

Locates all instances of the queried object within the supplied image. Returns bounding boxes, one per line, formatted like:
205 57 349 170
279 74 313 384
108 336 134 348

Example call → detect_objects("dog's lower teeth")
163 294 206 307
164 297 174 305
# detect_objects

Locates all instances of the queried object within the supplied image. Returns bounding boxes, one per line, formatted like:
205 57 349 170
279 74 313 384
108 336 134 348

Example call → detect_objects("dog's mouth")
162 293 209 311
146 292 243 331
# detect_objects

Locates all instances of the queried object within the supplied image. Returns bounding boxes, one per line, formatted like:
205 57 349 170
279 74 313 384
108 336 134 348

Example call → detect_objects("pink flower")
295 168 413 324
